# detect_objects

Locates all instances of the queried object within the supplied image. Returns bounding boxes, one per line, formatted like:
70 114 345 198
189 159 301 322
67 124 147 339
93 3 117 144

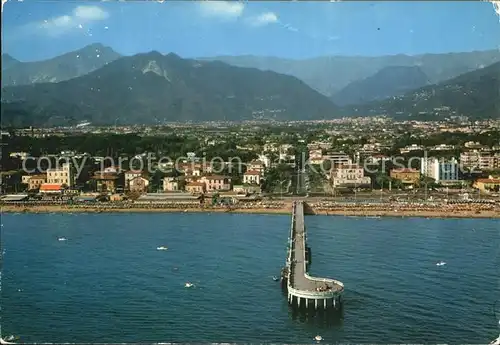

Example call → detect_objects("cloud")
282 23 299 32
247 11 279 27
73 6 109 21
36 5 109 36
491 1 500 21
199 1 245 20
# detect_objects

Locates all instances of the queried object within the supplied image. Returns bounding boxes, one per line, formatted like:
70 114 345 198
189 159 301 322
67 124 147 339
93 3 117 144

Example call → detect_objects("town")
1 116 499 213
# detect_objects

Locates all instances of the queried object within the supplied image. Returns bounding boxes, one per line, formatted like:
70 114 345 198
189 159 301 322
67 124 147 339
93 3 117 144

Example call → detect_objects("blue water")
1 213 499 343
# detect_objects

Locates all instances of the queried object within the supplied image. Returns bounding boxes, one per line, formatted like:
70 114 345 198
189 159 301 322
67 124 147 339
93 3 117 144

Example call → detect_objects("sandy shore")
0 205 291 215
311 209 500 218
2 204 499 218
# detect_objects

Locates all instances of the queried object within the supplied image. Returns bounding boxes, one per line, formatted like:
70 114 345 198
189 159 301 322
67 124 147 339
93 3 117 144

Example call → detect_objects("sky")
2 0 500 62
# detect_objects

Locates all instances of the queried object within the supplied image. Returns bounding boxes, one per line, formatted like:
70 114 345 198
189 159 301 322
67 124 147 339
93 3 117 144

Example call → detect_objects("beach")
2 202 499 218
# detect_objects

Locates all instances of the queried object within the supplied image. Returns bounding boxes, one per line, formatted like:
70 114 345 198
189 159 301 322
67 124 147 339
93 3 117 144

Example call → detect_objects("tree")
375 172 391 189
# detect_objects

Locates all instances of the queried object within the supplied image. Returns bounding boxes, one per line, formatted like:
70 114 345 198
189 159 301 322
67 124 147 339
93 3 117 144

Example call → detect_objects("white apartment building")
460 151 499 171
46 163 74 188
420 157 459 183
324 152 352 166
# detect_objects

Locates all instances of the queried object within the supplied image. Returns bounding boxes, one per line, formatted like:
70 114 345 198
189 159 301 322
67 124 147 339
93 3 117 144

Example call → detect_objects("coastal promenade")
282 201 344 309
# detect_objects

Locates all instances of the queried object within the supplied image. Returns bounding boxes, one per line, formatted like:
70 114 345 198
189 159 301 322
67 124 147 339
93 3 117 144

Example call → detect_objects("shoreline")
2 205 499 219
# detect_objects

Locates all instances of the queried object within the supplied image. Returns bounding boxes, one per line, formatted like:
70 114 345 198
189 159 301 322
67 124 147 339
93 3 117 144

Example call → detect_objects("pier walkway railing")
285 201 344 309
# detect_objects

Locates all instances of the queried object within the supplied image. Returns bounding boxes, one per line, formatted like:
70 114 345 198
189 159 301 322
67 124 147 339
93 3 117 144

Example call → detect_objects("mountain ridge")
331 65 431 106
200 49 500 96
345 61 500 120
1 43 122 87
1 51 339 127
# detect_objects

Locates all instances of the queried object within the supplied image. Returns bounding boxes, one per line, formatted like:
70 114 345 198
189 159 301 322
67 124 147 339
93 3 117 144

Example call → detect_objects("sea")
1 213 499 344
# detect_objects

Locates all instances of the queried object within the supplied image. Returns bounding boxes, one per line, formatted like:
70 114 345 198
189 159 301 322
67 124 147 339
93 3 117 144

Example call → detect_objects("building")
39 183 63 194
400 144 425 154
308 149 324 165
420 157 459 183
233 184 261 194
163 177 180 192
185 182 206 194
92 172 120 193
129 176 149 193
47 163 74 188
329 164 371 187
9 152 29 160
199 175 232 192
177 162 203 175
243 170 261 185
28 174 47 191
21 175 32 184
460 151 499 171
124 170 144 189
324 152 352 166
390 168 420 185
248 160 266 173
473 177 500 192
256 155 272 168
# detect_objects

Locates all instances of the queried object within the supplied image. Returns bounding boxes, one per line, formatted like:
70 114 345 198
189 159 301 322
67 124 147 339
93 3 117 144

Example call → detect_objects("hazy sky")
3 1 500 62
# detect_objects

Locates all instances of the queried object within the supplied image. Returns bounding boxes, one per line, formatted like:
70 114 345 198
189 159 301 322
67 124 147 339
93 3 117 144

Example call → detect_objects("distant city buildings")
3 117 500 197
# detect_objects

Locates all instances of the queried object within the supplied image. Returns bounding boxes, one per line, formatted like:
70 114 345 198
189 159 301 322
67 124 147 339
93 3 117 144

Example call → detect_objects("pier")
281 201 344 309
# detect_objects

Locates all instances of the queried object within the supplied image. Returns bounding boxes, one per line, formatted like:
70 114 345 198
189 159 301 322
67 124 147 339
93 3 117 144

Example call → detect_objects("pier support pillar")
297 297 301 308
305 298 309 308
314 298 318 309
333 297 336 308
324 299 327 309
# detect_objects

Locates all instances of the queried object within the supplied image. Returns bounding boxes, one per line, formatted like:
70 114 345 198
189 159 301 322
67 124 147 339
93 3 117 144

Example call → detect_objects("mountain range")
1 43 120 87
199 50 500 97
331 65 431 106
1 51 338 127
1 44 499 126
348 61 500 120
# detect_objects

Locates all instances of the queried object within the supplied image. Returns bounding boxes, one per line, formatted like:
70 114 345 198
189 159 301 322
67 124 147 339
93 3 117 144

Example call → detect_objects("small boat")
58 237 67 241
185 282 194 288
314 335 323 341
489 335 500 345
272 276 279 282
156 246 168 251
436 261 446 266
1 335 19 344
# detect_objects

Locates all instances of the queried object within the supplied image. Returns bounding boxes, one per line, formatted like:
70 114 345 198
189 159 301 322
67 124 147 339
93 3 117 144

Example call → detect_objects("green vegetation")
1 51 338 127
349 61 500 120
